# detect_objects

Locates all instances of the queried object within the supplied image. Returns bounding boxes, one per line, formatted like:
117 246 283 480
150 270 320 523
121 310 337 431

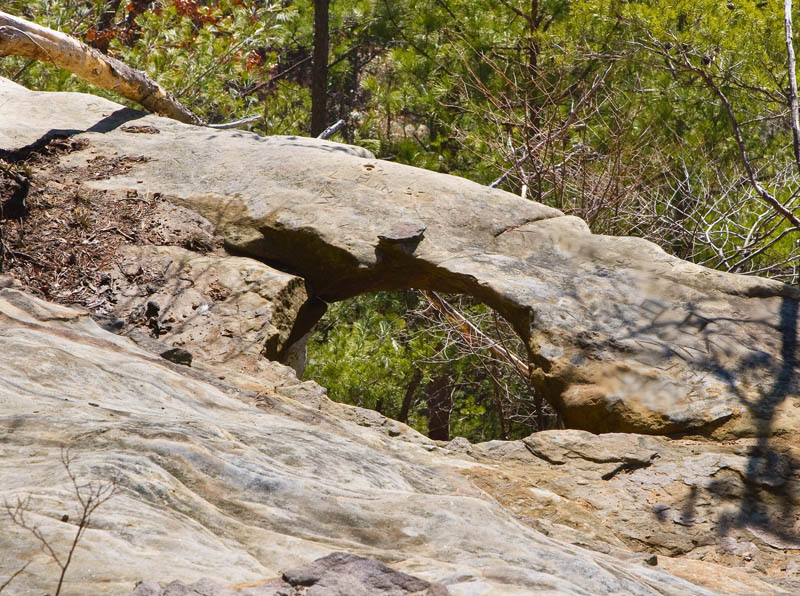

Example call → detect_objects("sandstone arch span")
2 77 798 439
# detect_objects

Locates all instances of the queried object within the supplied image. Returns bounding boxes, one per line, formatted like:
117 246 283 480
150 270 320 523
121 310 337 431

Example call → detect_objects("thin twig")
206 116 260 130
4 448 119 596
0 561 30 593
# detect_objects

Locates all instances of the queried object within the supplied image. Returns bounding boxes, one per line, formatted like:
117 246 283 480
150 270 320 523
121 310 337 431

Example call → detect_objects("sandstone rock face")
1 77 797 438
105 244 308 374
466 430 800 594
2 78 800 596
2 287 777 595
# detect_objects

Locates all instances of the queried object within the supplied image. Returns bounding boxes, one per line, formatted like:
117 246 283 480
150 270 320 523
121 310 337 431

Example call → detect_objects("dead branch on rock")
3 448 119 596
0 10 202 125
0 10 256 129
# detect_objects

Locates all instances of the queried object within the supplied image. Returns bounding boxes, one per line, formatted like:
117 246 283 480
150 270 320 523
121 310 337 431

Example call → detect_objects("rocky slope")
3 283 798 595
1 78 799 595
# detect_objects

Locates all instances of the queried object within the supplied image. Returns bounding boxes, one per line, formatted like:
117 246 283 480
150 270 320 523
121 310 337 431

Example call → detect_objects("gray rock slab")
131 555 451 596
281 551 438 595
1 287 773 595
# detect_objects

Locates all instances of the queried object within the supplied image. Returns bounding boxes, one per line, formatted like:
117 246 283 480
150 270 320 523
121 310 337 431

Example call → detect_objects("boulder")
130 552 449 595
104 244 309 375
1 77 797 439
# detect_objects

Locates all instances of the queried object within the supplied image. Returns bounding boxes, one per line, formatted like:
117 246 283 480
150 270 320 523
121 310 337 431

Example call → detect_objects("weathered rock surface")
3 78 800 596
1 77 798 438
465 430 800 594
3 286 778 595
104 244 309 374
130 552 449 595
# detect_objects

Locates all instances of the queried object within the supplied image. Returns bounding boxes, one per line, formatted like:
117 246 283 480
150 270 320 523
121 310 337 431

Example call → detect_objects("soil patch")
0 137 218 312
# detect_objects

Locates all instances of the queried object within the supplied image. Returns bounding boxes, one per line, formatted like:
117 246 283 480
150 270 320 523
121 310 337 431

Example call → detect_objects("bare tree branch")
635 33 800 232
420 290 530 377
4 448 119 596
0 560 30 593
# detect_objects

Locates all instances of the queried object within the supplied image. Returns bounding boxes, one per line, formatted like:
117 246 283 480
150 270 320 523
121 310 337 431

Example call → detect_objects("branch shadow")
2 108 147 161
622 293 800 550
715 297 798 546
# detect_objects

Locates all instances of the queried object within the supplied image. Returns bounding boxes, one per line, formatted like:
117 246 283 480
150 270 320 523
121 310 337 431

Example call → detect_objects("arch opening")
302 289 560 442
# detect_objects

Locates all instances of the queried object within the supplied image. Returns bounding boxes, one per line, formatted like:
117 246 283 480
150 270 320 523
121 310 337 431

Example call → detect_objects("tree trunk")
526 0 541 200
490 365 509 440
527 0 540 79
534 386 544 431
784 0 800 176
425 374 451 441
311 0 330 136
397 368 423 424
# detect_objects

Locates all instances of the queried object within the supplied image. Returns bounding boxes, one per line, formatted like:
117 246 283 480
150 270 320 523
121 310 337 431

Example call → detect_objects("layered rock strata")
2 285 795 595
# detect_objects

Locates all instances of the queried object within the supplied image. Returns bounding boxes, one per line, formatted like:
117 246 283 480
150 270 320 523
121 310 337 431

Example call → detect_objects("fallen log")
0 10 203 125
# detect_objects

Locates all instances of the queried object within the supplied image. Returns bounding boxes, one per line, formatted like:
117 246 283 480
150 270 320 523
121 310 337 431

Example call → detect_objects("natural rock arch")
2 76 799 439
